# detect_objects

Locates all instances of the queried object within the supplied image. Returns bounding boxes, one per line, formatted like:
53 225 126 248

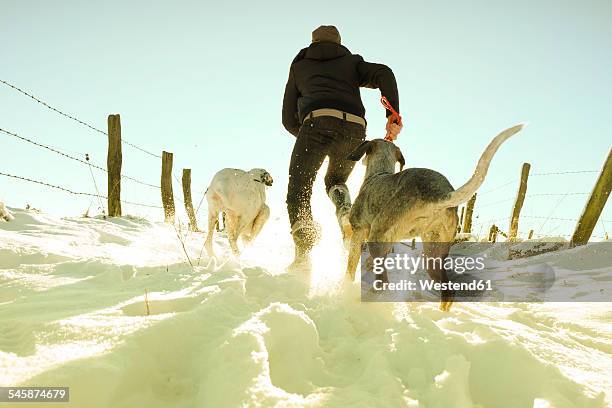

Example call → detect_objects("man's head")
312 25 341 44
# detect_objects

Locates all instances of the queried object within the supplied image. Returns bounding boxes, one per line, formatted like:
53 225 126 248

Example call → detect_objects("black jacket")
282 42 399 136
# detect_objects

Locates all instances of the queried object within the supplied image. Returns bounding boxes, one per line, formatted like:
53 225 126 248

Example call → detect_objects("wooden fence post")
107 114 122 217
571 148 612 246
509 163 531 240
161 151 175 223
182 169 199 232
463 193 477 233
488 224 498 243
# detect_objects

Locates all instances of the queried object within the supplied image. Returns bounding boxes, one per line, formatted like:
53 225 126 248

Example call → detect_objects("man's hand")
385 116 403 141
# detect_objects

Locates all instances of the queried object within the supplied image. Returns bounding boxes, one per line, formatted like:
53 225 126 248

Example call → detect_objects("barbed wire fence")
0 128 160 189
1 79 609 243
0 172 162 209
1 79 201 227
0 79 161 158
467 168 610 241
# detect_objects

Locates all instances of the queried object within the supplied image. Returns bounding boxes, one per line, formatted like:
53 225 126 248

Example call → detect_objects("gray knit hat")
312 25 341 44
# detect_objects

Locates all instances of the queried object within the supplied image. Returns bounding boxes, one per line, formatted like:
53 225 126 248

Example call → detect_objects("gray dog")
345 124 524 311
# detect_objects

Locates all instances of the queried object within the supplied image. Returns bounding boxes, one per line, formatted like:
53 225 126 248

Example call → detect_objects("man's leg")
286 123 328 267
325 123 366 244
326 172 354 242
325 162 357 246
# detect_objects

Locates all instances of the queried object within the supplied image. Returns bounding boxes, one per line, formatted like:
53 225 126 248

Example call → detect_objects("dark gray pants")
286 116 366 234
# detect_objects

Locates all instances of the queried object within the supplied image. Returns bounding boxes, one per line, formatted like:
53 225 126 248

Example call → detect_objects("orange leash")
381 96 402 141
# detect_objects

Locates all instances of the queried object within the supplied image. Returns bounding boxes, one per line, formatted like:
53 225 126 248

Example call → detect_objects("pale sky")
1 0 610 239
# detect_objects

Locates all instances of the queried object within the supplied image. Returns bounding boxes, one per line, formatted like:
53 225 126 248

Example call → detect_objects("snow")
0 206 610 407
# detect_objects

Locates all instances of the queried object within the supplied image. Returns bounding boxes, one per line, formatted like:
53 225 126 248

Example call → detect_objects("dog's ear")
347 141 372 161
395 146 405 171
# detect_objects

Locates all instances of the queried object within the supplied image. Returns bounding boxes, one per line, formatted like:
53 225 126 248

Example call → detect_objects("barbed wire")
0 127 160 189
477 170 599 197
0 171 162 209
472 216 511 224
86 160 106 213
516 230 607 239
476 198 515 208
535 190 570 234
531 170 599 176
469 216 609 233
528 192 589 197
172 171 186 205
478 192 590 209
478 179 518 196
521 215 578 221
0 79 161 159
471 217 511 230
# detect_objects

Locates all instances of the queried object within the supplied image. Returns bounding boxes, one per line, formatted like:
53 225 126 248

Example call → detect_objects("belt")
303 108 366 128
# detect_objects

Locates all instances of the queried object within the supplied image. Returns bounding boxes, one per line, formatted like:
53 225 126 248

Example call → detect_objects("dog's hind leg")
346 227 368 281
365 238 394 284
366 201 414 283
422 228 455 312
225 213 241 255
245 204 270 244
205 191 224 258
204 209 219 258
216 212 226 232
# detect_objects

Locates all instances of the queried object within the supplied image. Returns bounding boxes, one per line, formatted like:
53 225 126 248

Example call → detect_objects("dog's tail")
437 123 525 209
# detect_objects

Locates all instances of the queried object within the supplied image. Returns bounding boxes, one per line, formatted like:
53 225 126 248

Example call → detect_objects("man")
282 25 402 270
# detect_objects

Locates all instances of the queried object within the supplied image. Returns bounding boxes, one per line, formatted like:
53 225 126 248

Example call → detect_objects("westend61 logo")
360 241 612 303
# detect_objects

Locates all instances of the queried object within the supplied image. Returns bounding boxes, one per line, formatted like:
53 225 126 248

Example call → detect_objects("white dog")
204 168 273 256
0 201 14 222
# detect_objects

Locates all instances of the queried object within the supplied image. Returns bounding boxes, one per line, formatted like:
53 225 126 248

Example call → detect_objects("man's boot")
328 184 352 247
287 220 321 272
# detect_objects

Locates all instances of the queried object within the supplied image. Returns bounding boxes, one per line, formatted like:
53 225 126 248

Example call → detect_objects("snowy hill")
0 207 609 407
